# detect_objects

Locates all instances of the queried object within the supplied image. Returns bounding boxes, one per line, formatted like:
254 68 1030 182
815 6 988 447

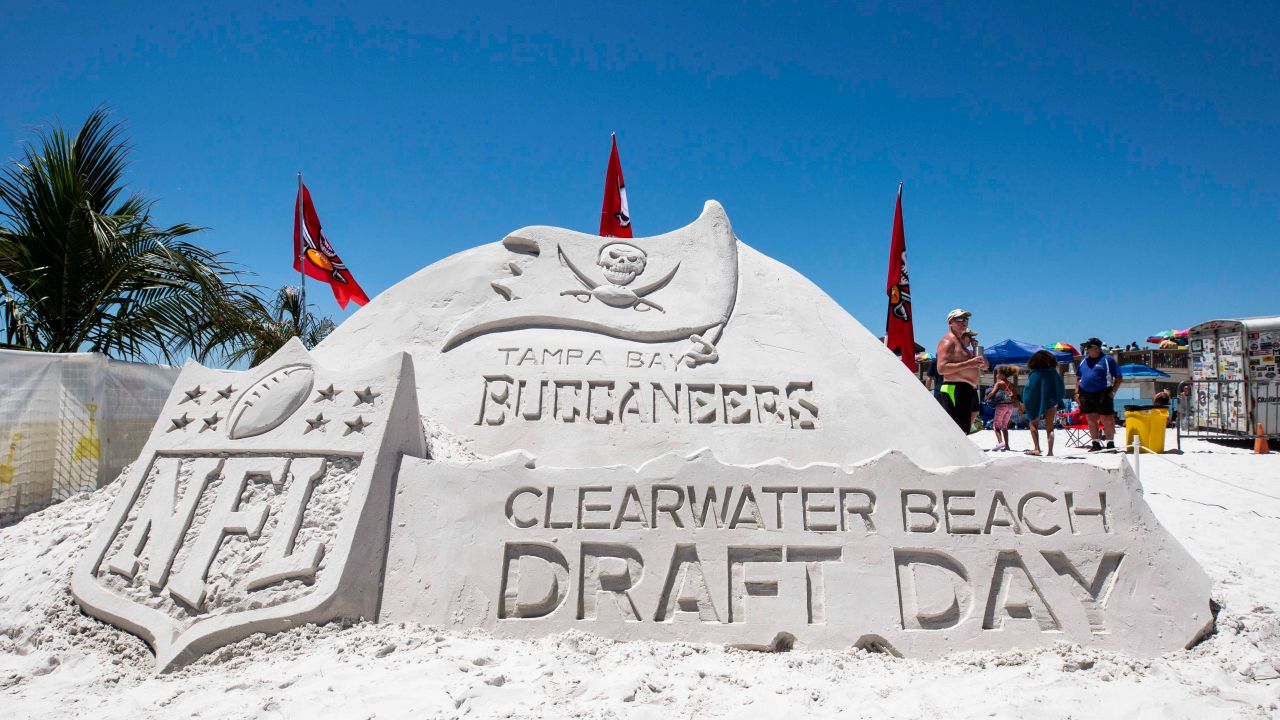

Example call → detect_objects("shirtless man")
936 308 988 433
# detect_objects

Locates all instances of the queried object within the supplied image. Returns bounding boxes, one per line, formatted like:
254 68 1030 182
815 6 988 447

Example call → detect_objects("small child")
986 365 1020 451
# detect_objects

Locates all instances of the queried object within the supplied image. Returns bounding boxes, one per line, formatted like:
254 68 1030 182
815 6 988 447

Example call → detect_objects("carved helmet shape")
597 242 647 286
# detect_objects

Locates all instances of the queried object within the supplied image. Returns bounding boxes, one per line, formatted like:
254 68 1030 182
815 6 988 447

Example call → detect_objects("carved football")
228 364 315 439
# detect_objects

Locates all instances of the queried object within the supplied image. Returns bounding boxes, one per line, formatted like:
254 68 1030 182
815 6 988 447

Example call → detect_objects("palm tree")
218 285 335 367
0 108 257 363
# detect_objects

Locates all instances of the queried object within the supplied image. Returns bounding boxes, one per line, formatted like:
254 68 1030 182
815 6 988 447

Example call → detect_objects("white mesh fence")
0 350 178 526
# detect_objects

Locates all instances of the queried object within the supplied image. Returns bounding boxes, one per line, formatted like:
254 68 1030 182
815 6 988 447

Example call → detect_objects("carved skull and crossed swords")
559 242 679 313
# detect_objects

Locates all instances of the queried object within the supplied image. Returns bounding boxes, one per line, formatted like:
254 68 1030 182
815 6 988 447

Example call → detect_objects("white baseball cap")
946 308 972 322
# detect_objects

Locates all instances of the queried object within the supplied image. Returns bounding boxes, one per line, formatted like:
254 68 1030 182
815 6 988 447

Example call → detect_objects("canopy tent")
1119 363 1171 379
982 339 1075 366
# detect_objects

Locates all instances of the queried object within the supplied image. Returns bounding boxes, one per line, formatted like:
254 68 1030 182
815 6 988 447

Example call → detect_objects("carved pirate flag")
599 134 632 238
71 339 424 671
294 180 371 309
884 184 916 373
443 201 739 366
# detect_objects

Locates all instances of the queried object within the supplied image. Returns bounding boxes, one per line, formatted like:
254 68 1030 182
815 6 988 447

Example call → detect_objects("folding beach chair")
1058 410 1091 448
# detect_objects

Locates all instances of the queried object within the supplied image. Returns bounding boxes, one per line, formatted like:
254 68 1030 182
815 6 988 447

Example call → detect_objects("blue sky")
3 2 1277 353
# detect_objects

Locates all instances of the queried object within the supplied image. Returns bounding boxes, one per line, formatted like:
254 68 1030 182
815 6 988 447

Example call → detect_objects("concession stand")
1183 315 1280 441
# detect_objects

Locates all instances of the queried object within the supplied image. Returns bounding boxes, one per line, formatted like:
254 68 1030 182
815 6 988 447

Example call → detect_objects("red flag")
599 135 632 237
293 181 370 309
885 184 917 372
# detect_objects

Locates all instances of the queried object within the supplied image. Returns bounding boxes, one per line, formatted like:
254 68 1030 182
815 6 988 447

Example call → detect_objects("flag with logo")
444 201 736 351
293 181 370 309
599 135 632 238
885 184 916 372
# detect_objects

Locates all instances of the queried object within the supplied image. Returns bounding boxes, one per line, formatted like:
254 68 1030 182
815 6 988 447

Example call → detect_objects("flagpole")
297 171 306 327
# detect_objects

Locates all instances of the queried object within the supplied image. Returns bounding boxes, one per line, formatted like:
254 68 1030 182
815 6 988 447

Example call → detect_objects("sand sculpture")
310 201 982 470
73 201 1212 671
71 341 424 670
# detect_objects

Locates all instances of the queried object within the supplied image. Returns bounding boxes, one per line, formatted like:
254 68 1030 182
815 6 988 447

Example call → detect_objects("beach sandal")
1024 449 1042 456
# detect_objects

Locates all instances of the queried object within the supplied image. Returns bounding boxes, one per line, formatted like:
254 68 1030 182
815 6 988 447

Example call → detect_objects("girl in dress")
986 365 1019 451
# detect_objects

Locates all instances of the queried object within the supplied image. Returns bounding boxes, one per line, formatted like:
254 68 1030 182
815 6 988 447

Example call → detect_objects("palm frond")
0 107 272 363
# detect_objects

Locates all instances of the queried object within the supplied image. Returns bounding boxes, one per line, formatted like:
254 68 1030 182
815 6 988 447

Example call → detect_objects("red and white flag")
884 183 917 372
293 180 370 309
599 134 632 238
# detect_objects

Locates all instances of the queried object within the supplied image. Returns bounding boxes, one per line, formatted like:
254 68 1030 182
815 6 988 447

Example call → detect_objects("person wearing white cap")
935 308 988 433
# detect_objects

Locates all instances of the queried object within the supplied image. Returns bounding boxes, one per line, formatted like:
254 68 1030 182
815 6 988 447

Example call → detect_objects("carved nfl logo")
71 340 425 671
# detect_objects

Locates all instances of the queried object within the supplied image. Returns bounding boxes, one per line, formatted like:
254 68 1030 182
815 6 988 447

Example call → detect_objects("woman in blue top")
1022 350 1065 456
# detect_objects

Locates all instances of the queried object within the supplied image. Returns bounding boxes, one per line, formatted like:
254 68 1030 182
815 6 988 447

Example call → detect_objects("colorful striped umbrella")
915 351 932 361
1146 329 1189 346
1050 342 1078 355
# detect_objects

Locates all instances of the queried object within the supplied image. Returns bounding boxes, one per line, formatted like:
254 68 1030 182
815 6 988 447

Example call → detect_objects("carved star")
181 386 205 404
315 384 340 402
201 412 221 431
353 386 381 406
169 413 193 431
215 384 236 401
344 415 371 435
305 413 329 433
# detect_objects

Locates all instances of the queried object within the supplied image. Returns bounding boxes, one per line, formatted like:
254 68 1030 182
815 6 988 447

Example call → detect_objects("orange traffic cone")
1255 424 1271 454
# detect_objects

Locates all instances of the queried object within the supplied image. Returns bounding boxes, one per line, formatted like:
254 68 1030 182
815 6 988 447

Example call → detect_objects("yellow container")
1125 408 1169 453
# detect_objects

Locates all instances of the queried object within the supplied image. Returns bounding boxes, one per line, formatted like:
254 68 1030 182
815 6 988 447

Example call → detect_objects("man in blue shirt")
1074 338 1123 451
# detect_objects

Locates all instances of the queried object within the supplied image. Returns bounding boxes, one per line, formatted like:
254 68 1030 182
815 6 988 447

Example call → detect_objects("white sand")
2 430 1278 719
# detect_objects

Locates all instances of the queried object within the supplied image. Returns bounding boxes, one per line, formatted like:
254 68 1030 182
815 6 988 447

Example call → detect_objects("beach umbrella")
1119 363 1171 378
915 351 932 361
1050 342 1078 355
1146 329 1189 345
